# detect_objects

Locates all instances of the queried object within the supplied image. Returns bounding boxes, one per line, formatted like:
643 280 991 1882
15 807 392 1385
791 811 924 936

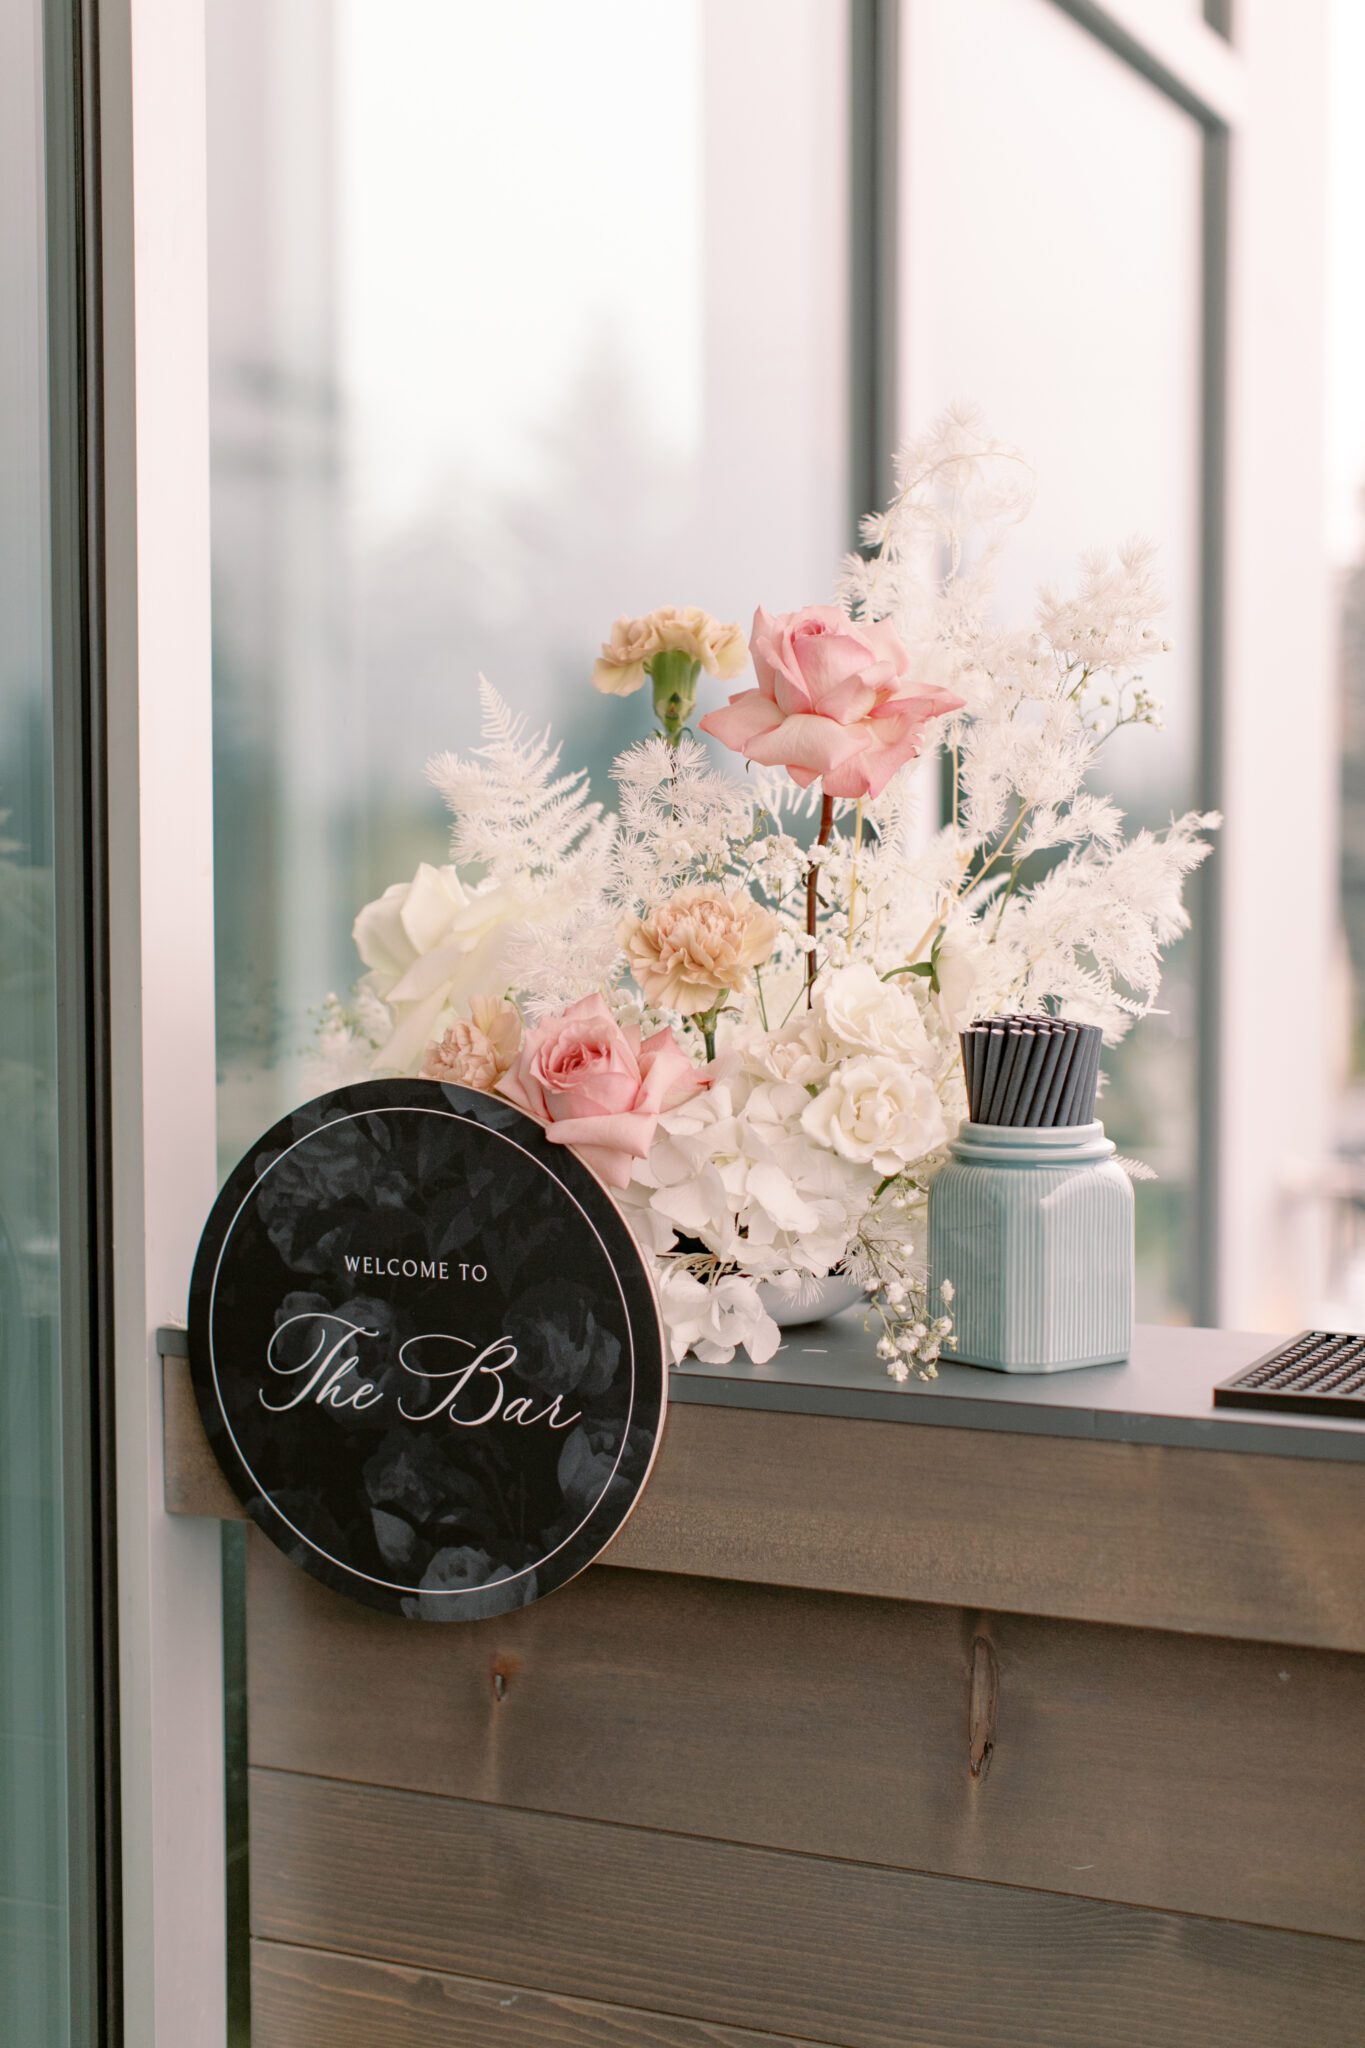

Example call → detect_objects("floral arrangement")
323 408 1216 1379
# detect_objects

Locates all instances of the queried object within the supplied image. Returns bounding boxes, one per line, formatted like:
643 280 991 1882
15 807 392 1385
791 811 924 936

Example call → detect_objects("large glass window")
207 0 852 1167
901 0 1208 1319
207 0 1227 1316
1327 0 1365 1318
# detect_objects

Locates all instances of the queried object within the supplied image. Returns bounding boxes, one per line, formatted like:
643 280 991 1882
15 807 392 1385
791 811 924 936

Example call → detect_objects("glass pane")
1328 0 1365 1316
0 0 75 2039
902 0 1205 1320
207 0 851 1170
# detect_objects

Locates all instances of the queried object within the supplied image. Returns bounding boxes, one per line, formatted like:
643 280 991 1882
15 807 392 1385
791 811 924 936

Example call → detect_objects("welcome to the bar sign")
188 1081 666 1621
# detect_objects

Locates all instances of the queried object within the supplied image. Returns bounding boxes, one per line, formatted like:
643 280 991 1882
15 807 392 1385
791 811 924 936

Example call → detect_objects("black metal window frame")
41 0 120 2038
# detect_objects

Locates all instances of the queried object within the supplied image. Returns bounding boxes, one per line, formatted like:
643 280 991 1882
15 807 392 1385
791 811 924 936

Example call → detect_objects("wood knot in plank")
968 1634 998 1782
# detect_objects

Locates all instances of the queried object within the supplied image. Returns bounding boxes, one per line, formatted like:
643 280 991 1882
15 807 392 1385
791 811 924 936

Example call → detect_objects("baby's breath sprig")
869 1276 956 1383
850 1204 956 1383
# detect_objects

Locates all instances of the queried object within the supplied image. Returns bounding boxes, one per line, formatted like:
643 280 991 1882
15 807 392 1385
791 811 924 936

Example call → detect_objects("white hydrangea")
653 1266 780 1367
619 1052 874 1287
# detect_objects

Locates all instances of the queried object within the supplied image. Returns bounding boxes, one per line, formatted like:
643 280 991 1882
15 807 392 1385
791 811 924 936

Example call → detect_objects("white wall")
99 0 226 2039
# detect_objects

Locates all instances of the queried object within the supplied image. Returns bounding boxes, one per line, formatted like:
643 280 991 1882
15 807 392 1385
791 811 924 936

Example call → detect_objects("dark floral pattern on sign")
401 1545 537 1622
189 1081 664 1621
505 1280 622 1403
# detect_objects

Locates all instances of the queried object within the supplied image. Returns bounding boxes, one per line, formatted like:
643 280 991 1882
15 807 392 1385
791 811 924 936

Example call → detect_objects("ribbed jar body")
928 1121 1134 1373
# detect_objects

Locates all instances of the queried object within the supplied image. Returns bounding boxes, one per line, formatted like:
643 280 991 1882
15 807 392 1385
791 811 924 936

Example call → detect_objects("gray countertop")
670 1315 1365 1464
158 1317 1365 1466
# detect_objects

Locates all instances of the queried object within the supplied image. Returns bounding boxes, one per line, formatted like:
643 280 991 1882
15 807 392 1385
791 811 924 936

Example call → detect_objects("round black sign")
188 1081 666 1620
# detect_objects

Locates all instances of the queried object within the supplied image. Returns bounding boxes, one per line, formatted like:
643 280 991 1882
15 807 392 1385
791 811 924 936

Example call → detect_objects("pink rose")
497 993 705 1190
699 604 964 799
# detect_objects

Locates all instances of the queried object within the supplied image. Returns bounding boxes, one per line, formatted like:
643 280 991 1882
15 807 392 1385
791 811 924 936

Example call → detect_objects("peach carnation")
621 885 777 1016
420 996 523 1092
591 605 747 698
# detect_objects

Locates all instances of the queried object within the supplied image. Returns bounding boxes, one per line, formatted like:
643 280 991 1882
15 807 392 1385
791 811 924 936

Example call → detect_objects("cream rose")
801 1055 948 1176
420 996 523 1091
813 963 934 1068
752 1016 835 1086
622 885 777 1016
353 862 526 1075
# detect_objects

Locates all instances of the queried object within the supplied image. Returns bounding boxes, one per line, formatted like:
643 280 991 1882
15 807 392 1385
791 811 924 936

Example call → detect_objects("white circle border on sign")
205 1103 655 1598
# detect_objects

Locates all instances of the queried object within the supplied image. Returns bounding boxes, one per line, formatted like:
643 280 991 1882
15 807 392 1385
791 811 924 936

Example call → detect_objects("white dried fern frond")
426 676 610 887
838 401 1036 627
1113 1155 1159 1182
994 807 1218 1039
609 733 755 907
503 899 624 1017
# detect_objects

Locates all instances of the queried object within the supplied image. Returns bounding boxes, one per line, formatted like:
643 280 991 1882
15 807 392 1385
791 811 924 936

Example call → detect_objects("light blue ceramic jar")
928 1121 1133 1373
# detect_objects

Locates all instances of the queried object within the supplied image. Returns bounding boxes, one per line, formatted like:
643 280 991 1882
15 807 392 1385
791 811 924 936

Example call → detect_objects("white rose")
353 862 524 1074
801 1055 948 1176
752 1017 836 1086
814 963 933 1068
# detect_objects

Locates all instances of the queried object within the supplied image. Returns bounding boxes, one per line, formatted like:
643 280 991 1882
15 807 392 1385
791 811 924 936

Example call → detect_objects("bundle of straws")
960 1015 1103 1128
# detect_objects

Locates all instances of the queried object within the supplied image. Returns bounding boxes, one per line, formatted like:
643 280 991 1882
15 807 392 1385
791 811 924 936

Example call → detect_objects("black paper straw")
1084 1026 1104 1120
1076 1028 1103 1123
1012 1026 1051 1127
979 1026 1005 1125
1022 1025 1060 1127
997 1026 1035 1126
1054 1031 1085 1126
980 1030 1010 1124
985 1027 1023 1125
1056 1023 1097 1126
1066 1028 1091 1125
968 1029 985 1119
1039 1024 1078 1126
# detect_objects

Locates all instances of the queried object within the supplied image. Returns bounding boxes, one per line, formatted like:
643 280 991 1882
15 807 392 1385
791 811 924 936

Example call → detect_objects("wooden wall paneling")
250 1770 1365 2048
246 1534 1365 1940
252 1941 824 2048
165 1356 1365 1650
607 1401 1365 1652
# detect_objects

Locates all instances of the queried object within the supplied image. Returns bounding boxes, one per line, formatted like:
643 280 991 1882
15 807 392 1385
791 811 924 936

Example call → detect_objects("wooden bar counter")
161 1320 1365 2048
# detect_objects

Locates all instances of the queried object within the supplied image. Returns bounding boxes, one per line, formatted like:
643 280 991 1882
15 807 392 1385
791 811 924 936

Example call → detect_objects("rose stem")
806 793 836 1002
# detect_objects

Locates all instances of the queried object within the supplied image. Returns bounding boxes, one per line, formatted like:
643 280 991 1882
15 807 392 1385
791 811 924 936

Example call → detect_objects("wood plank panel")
165 1357 1365 1648
252 1940 822 2048
609 1401 1365 1651
251 1770 1365 2048
247 1534 1365 1940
